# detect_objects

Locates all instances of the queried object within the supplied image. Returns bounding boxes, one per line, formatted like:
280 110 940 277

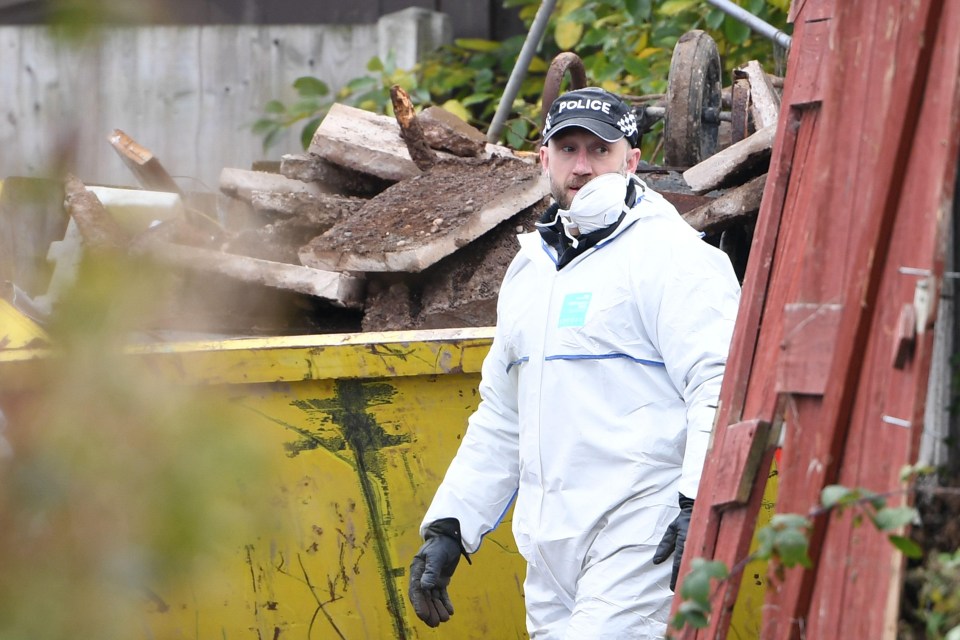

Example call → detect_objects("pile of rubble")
1 65 781 337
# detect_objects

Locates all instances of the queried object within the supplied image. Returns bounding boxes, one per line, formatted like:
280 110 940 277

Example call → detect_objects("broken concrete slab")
308 102 532 183
309 103 426 182
219 167 333 201
418 106 487 157
361 202 548 332
299 156 549 273
279 153 391 197
133 240 365 308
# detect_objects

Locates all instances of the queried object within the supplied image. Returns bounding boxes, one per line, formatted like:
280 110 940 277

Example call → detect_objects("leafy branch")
669 464 938 634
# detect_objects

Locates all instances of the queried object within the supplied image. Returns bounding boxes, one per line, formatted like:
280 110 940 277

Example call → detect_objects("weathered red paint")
677 0 960 638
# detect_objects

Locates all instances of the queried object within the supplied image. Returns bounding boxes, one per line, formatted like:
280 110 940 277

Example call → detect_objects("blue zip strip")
545 352 666 367
505 356 529 373
477 487 519 548
507 353 665 372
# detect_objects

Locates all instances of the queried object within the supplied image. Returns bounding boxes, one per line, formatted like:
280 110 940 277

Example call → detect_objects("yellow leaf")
558 0 586 17
454 38 501 52
632 30 650 54
638 47 663 60
440 100 471 123
658 0 699 16
528 56 549 73
555 18 583 50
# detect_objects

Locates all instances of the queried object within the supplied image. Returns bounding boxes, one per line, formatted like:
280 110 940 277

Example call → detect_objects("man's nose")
572 150 592 174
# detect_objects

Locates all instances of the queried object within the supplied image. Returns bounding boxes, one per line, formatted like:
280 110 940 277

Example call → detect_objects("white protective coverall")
421 178 741 639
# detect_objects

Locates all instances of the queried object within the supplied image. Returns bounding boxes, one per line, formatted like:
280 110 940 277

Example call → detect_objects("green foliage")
910 550 960 639
819 484 923 559
0 254 275 639
256 0 790 159
671 559 729 630
670 474 932 635
754 513 813 569
252 52 426 153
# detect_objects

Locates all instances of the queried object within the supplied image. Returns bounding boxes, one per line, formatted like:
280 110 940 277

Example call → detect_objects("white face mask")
559 172 630 235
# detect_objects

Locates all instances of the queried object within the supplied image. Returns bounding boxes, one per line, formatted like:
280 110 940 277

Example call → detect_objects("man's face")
539 128 641 209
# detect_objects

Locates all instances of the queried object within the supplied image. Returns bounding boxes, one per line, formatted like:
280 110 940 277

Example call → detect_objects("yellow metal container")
132 328 527 639
0 302 771 639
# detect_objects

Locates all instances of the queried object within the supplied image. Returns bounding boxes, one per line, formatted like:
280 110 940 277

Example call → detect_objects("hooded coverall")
421 180 741 638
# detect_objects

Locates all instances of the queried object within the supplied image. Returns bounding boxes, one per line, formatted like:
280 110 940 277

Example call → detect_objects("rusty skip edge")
0 325 497 388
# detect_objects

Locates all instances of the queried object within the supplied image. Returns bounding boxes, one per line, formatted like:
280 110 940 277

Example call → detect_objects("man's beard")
548 162 630 209
548 176 585 209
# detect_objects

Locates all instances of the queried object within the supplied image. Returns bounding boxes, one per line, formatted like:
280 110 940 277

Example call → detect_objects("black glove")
652 494 695 591
408 518 471 628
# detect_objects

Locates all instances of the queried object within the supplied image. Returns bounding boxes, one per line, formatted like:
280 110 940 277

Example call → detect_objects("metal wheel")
663 30 723 167
541 52 587 130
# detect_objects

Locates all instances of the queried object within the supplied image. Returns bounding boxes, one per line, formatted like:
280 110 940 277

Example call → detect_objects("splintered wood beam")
389 84 437 172
681 174 766 235
108 129 183 196
63 174 130 251
682 123 776 194
737 60 781 130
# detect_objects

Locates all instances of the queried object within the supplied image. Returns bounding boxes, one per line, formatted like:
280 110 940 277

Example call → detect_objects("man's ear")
539 144 549 172
626 147 641 173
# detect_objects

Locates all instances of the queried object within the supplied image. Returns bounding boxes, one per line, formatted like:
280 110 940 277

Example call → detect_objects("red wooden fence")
678 0 960 638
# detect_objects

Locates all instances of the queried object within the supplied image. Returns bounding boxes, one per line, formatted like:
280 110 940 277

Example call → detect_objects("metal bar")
487 0 558 143
705 0 792 50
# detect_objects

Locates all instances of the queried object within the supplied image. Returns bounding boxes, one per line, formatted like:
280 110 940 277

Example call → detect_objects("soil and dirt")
359 196 549 332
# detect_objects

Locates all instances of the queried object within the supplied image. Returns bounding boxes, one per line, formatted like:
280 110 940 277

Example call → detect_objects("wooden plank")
786 19 830 107
739 60 781 129
776 302 841 394
681 174 765 235
682 124 776 194
108 129 183 195
730 78 751 142
789 0 832 23
673 102 810 638
708 419 774 507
